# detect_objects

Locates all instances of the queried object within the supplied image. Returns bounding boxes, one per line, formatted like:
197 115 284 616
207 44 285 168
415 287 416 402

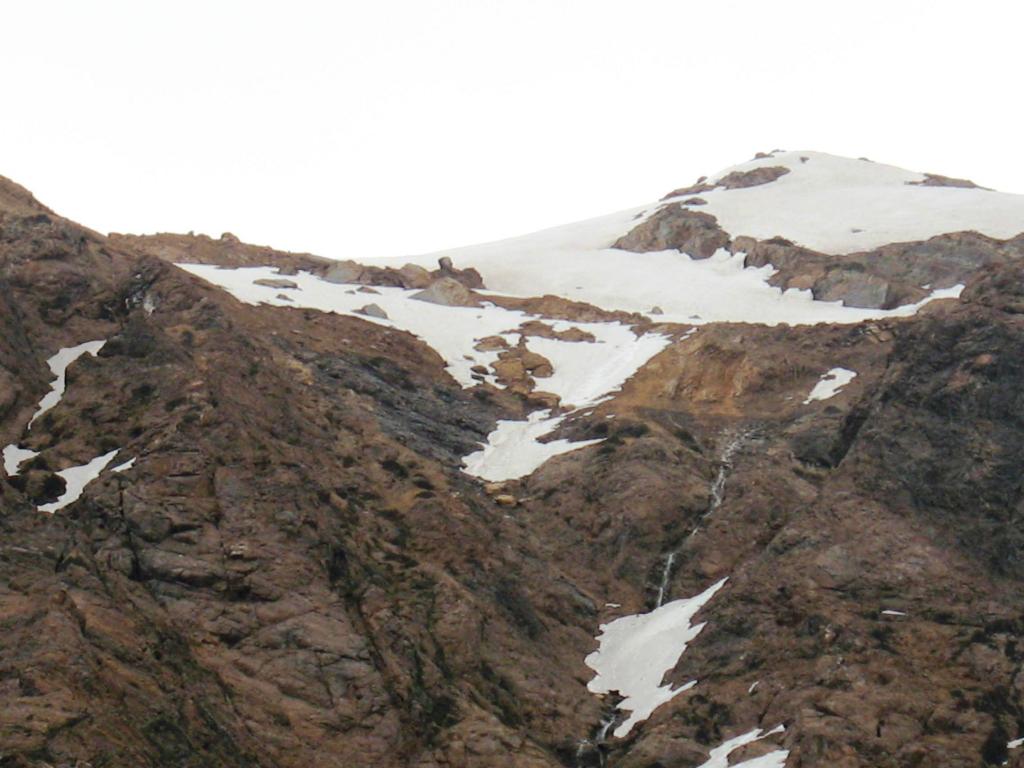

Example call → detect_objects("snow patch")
3 445 39 477
38 449 120 513
881 609 907 617
585 578 727 738
461 410 602 483
111 457 136 473
525 325 669 408
463 327 671 481
29 340 106 428
697 726 788 768
803 367 857 404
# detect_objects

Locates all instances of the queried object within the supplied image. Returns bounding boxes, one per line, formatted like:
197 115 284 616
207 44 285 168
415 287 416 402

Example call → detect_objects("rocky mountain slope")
3 151 1024 767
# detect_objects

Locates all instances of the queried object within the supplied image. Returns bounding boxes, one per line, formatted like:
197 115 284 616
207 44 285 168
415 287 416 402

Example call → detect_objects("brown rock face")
6 173 1024 768
751 231 1024 309
616 214 1024 309
0 182 593 767
110 231 333 273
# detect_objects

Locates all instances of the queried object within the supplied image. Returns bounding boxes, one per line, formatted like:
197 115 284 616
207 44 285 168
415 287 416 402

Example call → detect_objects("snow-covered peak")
686 150 1024 253
706 149 924 186
362 150 1021 322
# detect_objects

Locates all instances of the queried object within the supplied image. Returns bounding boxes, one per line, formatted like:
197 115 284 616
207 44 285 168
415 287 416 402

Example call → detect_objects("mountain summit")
3 152 1024 767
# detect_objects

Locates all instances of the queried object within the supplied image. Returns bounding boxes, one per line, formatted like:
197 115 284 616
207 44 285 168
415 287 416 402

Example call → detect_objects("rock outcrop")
612 205 731 259
614 209 1024 309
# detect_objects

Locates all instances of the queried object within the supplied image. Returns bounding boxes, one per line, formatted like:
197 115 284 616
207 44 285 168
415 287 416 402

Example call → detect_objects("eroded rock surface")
5 172 1024 768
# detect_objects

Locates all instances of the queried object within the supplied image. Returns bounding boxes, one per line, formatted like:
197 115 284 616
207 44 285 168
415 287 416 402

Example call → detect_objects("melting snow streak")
585 578 727 738
29 340 106 428
697 726 788 768
3 445 39 477
38 450 120 513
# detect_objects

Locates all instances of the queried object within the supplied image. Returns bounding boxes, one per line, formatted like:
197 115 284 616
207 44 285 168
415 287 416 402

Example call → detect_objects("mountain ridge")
3 153 1024 767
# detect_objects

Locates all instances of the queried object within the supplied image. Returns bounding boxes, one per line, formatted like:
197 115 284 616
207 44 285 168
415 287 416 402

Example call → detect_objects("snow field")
691 150 1024 254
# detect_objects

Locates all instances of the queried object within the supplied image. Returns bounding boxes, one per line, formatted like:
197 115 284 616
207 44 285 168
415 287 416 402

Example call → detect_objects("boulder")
614 204 730 259
433 256 485 289
356 303 389 320
323 260 365 284
398 263 432 289
475 336 510 351
253 278 299 289
410 277 479 307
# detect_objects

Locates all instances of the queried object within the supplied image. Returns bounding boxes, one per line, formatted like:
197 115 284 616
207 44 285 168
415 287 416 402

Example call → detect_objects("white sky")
2 1 1022 259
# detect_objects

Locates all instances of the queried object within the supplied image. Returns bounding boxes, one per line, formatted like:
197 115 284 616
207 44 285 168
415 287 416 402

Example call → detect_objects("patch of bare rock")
907 172 985 189
615 201 1024 309
661 165 790 200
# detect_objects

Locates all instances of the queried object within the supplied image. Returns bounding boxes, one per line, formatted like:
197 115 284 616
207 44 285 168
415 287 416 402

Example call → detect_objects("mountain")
2 151 1024 768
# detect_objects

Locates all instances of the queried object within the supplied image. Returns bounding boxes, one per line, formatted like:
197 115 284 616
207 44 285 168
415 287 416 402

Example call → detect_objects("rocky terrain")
3 151 1024 767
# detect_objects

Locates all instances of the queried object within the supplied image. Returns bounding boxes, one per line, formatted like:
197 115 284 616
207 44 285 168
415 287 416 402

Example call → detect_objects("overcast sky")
2 1 1022 259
